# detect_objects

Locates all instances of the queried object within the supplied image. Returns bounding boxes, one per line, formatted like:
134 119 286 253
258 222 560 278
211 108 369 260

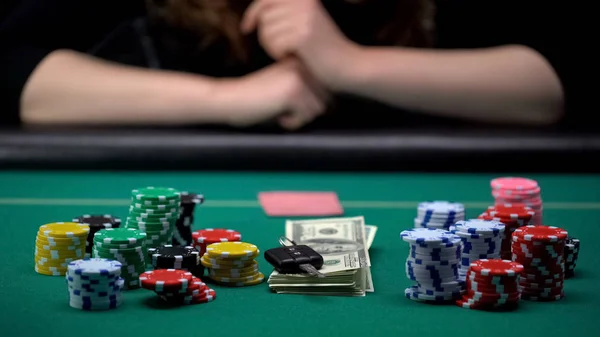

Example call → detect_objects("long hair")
145 0 435 73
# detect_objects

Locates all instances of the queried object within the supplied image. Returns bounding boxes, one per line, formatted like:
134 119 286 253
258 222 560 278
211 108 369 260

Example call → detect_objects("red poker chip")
512 248 565 258
512 226 568 242
466 275 520 287
467 289 520 300
519 273 565 284
492 193 540 202
189 288 217 303
467 270 519 282
458 295 520 307
469 259 524 276
521 292 564 302
456 297 520 310
467 282 519 294
478 214 525 227
519 281 563 291
521 287 564 296
520 272 563 281
494 199 542 207
512 241 565 250
139 269 194 292
155 277 207 295
493 187 541 197
512 235 566 246
519 269 565 279
512 251 564 262
192 228 242 244
487 204 535 219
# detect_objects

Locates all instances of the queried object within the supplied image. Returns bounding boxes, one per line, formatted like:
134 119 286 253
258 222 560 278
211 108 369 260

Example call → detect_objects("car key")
264 236 325 278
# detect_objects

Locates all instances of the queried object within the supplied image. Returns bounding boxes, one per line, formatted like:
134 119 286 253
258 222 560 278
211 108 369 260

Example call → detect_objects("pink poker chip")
491 177 539 191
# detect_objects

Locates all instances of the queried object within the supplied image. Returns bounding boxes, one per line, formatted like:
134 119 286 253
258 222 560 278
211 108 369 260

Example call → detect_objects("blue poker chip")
454 219 505 235
409 250 461 262
409 244 460 253
462 241 497 254
400 228 461 246
417 201 465 215
404 285 460 303
67 258 122 277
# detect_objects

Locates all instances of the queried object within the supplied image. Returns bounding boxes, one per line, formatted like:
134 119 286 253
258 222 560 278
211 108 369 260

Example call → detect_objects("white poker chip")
67 258 122 276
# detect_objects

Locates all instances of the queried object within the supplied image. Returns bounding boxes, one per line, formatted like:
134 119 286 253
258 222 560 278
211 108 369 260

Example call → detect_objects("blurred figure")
0 0 567 129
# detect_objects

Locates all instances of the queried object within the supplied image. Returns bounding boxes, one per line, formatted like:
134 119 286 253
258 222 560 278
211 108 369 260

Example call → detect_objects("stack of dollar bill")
267 216 377 296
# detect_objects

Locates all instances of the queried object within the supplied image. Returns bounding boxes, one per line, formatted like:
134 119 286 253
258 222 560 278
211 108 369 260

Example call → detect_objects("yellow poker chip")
200 256 255 269
34 264 68 272
35 260 72 268
35 240 86 250
209 268 259 278
207 261 259 273
210 272 265 287
34 265 64 276
35 245 85 254
205 242 259 259
209 271 261 283
35 235 84 243
35 258 71 268
35 249 84 260
38 222 90 238
35 243 84 251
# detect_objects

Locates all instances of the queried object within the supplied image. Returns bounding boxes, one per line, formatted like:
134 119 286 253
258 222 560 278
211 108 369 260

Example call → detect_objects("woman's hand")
241 0 360 90
222 58 328 130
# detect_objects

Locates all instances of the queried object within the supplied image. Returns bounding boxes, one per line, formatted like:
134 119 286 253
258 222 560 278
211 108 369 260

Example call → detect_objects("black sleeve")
434 1 581 128
0 0 144 126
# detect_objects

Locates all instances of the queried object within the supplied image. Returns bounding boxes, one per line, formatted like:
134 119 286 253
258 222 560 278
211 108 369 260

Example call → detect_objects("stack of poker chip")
66 258 124 311
139 269 216 305
450 219 505 281
456 259 523 310
414 201 465 230
72 214 121 258
478 204 533 260
35 222 89 276
564 237 580 278
201 242 265 287
192 228 242 256
92 228 147 290
148 245 203 276
126 187 181 249
490 177 543 225
511 225 568 301
400 228 463 303
172 192 204 246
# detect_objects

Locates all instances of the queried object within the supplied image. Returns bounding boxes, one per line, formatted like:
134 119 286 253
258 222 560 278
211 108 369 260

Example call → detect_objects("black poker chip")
148 245 200 269
72 214 122 228
564 237 580 278
172 218 194 246
180 192 204 206
72 214 121 255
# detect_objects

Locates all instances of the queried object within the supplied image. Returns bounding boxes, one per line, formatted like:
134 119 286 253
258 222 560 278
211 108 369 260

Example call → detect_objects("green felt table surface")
1 171 599 337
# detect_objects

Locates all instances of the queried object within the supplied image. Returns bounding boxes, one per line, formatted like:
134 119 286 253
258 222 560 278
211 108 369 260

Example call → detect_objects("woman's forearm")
336 45 564 125
20 49 233 125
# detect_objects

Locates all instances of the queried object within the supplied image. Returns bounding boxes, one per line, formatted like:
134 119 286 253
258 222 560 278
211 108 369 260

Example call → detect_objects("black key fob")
264 245 324 274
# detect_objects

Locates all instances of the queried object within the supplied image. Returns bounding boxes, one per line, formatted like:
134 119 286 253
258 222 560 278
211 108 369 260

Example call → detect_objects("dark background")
1 1 596 173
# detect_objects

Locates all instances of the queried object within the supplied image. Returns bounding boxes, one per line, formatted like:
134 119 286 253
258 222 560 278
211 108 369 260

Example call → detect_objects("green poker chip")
131 187 181 201
93 228 147 245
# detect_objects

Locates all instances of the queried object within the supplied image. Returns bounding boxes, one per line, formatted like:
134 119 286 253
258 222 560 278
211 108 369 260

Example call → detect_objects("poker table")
1 170 599 337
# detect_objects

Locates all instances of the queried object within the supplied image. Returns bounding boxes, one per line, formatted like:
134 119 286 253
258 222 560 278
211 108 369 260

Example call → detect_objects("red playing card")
258 191 344 216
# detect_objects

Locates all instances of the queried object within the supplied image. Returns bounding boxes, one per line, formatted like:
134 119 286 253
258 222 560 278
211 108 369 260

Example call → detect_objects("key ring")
278 236 297 246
